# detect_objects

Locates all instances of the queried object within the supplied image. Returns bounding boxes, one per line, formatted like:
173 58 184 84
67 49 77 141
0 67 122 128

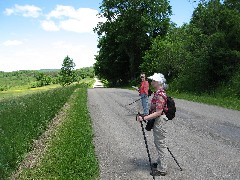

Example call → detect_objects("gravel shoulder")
88 88 240 180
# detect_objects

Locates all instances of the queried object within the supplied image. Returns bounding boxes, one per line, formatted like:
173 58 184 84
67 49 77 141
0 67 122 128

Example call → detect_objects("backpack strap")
156 90 168 114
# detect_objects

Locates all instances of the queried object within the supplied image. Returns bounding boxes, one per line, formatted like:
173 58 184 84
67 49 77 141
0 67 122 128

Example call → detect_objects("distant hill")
38 69 60 72
0 67 94 91
0 70 60 91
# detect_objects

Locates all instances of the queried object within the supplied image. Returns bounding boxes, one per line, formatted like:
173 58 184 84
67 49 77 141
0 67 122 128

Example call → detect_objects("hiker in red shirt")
139 73 149 115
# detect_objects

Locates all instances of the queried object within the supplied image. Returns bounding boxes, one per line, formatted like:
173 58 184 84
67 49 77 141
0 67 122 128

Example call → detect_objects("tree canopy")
143 0 240 96
94 0 240 97
94 0 172 85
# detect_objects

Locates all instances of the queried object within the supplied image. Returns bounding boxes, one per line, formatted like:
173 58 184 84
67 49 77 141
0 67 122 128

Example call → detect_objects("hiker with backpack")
137 73 171 176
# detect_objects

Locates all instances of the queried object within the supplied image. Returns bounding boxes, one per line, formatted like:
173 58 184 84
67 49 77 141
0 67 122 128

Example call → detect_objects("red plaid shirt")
150 88 167 113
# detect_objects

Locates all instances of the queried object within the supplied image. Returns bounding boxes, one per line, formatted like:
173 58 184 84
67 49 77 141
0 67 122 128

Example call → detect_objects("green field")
0 79 98 179
0 84 61 100
18 87 99 179
0 85 78 178
0 78 95 101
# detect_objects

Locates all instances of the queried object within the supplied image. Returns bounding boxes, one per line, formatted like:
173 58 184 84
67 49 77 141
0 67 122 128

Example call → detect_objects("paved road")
88 88 240 180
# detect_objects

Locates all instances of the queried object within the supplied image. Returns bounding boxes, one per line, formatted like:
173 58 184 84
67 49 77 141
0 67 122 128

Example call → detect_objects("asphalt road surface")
88 88 240 180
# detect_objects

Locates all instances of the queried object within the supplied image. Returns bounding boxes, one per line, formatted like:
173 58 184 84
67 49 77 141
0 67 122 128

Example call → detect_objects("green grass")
168 90 240 111
0 84 61 101
18 88 99 179
78 78 96 88
0 77 95 101
0 85 78 178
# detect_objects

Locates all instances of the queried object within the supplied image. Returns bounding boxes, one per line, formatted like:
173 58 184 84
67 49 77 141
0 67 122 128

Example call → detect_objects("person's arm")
138 83 141 94
142 109 162 121
132 86 139 91
138 95 165 121
139 82 143 94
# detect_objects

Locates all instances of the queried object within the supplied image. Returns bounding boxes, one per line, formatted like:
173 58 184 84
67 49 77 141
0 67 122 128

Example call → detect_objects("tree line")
94 0 240 97
0 56 95 91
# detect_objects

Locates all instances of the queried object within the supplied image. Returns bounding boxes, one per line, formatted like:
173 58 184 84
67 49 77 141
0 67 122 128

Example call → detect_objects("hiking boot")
150 170 167 176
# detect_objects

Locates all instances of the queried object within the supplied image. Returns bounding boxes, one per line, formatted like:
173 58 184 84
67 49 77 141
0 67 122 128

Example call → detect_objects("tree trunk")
125 47 136 79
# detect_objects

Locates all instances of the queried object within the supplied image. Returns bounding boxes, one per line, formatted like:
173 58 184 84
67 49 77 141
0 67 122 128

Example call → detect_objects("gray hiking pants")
153 115 168 172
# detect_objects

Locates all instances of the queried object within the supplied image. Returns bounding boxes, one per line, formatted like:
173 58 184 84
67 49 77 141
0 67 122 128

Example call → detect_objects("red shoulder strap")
158 90 167 100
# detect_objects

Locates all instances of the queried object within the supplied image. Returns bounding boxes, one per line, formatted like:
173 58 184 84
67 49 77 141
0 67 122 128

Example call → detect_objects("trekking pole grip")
136 112 146 123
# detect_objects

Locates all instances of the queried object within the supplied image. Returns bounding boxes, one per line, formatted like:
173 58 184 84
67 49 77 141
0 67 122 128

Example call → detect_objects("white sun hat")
148 73 166 84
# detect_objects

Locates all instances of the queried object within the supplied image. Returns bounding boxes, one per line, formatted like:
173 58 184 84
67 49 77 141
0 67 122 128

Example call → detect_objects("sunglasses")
140 76 145 78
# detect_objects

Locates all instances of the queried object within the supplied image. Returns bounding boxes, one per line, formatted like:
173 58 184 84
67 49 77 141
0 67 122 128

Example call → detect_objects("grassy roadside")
18 87 99 179
0 85 78 178
168 91 240 111
121 86 240 111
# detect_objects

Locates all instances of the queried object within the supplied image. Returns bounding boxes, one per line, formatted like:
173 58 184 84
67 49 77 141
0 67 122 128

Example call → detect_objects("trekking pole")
128 97 142 106
128 87 153 106
136 113 155 180
167 147 183 171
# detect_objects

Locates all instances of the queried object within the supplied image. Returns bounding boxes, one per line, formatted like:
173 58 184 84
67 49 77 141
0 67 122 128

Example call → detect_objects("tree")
141 0 240 94
188 0 240 90
75 67 95 79
141 24 188 81
34 72 52 87
94 0 172 85
59 56 76 86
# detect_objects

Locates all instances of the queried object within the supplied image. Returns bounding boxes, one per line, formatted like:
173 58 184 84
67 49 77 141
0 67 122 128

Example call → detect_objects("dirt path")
88 88 240 180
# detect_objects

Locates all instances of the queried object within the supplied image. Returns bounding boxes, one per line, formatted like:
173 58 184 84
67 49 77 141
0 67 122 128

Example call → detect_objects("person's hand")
138 115 144 122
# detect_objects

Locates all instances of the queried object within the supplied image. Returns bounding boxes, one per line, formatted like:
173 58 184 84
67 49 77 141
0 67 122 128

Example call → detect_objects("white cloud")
4 8 14 15
59 18 96 33
44 5 105 33
2 40 23 46
47 5 76 19
41 20 59 31
4 4 42 18
4 4 104 33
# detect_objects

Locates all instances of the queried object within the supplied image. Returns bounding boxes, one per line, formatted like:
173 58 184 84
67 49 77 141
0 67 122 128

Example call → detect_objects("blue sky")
0 0 199 72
